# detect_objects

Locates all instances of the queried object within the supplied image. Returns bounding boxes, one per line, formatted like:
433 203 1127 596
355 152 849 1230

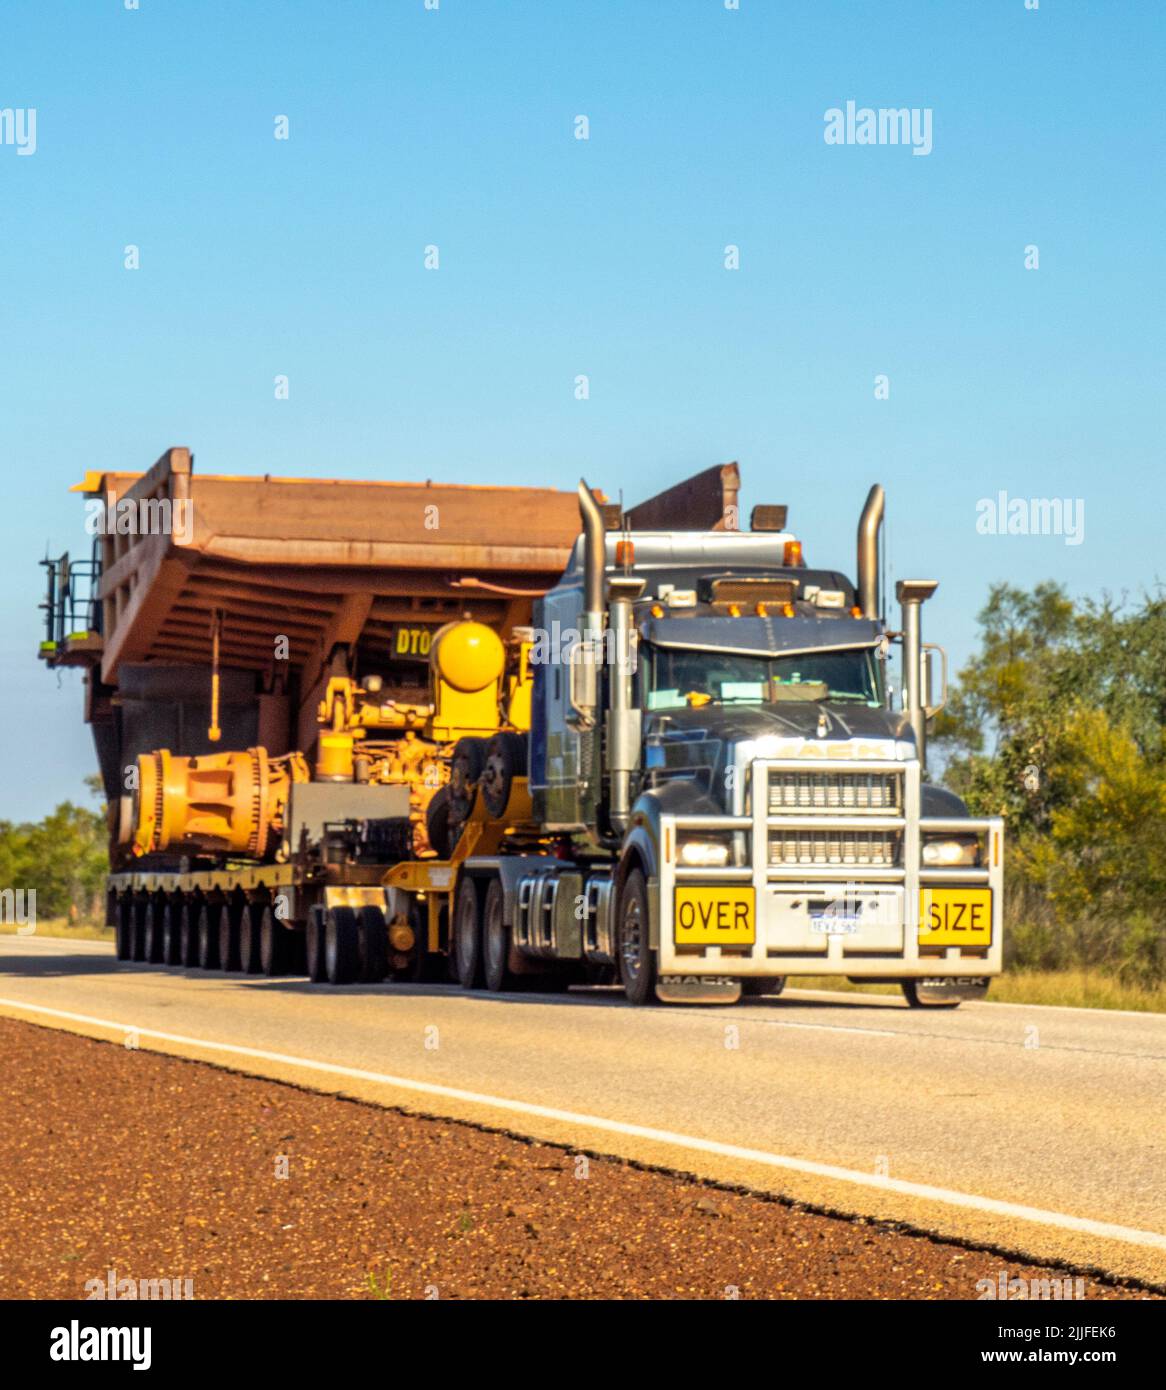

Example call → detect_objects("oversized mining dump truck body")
41 447 746 983
38 447 610 972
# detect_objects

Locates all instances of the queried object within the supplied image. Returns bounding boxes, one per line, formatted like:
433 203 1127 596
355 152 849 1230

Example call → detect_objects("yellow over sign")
674 886 756 946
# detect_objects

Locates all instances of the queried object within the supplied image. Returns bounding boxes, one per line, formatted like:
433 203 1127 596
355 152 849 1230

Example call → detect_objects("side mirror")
922 644 948 719
567 637 599 730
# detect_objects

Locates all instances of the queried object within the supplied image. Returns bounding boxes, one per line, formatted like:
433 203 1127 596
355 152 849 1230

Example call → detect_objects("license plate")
918 889 992 946
810 912 861 935
674 886 756 945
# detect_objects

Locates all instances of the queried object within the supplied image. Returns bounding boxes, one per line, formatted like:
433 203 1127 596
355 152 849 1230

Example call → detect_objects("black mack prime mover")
389 480 1004 1007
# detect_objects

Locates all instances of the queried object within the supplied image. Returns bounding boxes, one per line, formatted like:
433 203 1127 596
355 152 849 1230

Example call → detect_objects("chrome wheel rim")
621 894 645 986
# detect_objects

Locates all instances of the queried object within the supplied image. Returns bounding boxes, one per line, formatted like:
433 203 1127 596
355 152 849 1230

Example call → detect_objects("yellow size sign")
918 888 992 946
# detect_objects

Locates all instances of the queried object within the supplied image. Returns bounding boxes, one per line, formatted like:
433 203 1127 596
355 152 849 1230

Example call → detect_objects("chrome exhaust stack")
857 484 885 620
568 480 607 733
896 578 939 772
606 574 645 831
577 480 606 641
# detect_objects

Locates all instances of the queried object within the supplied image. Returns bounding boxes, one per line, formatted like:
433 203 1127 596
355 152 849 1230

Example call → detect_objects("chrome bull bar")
657 758 1004 978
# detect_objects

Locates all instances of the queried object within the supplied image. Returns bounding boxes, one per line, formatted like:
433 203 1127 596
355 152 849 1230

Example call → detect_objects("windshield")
646 646 883 710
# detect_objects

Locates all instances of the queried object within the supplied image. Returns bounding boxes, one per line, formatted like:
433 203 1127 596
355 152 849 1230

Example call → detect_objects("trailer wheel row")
114 892 302 977
114 886 430 987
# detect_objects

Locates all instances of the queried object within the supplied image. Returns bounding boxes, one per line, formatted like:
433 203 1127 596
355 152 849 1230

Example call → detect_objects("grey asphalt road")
1 933 1163 1285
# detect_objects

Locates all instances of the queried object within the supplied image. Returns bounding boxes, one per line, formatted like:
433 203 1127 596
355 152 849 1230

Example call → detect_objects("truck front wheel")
618 867 657 1006
901 980 961 1009
742 977 786 998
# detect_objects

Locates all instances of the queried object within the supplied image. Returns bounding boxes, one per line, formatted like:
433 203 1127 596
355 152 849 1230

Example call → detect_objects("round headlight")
922 838 978 867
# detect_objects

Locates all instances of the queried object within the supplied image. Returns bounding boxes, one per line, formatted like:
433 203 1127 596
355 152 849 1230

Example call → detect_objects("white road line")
3 994 1164 1254
746 1018 900 1038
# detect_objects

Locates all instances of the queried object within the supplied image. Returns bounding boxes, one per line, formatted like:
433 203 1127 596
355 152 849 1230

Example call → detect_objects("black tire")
197 904 220 970
115 898 134 961
179 901 200 966
325 906 360 984
482 877 516 992
453 875 484 989
219 903 242 972
358 906 388 982
742 977 786 998
617 867 656 1006
426 786 454 860
238 904 263 974
901 980 961 1010
131 896 149 960
447 737 487 833
143 900 165 963
305 907 328 982
397 900 439 981
480 731 527 820
163 901 183 966
259 905 290 976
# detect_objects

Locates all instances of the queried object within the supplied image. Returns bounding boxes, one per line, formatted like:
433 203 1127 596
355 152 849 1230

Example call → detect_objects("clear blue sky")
2 0 1162 820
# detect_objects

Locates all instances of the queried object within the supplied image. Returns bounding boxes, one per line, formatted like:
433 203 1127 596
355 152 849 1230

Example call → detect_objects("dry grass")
0 918 112 942
789 970 1166 1013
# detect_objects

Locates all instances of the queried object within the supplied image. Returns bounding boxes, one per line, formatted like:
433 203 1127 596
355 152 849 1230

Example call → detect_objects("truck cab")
483 482 1004 1006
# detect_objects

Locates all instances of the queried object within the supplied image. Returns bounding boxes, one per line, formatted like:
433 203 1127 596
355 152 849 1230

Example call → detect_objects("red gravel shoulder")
0 1017 1155 1301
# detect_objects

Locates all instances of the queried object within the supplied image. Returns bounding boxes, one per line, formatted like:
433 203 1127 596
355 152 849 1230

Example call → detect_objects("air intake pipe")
896 579 939 773
857 484 885 621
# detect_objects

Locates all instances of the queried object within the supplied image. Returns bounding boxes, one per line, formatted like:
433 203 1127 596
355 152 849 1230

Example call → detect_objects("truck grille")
768 828 900 868
767 769 901 816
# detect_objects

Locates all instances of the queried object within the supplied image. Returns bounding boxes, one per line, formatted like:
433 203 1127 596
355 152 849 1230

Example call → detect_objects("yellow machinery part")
132 747 309 859
360 732 449 856
506 637 533 731
316 729 356 782
430 620 505 739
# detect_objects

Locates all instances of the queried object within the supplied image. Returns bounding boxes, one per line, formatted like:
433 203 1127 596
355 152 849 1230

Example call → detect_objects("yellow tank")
430 621 506 739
